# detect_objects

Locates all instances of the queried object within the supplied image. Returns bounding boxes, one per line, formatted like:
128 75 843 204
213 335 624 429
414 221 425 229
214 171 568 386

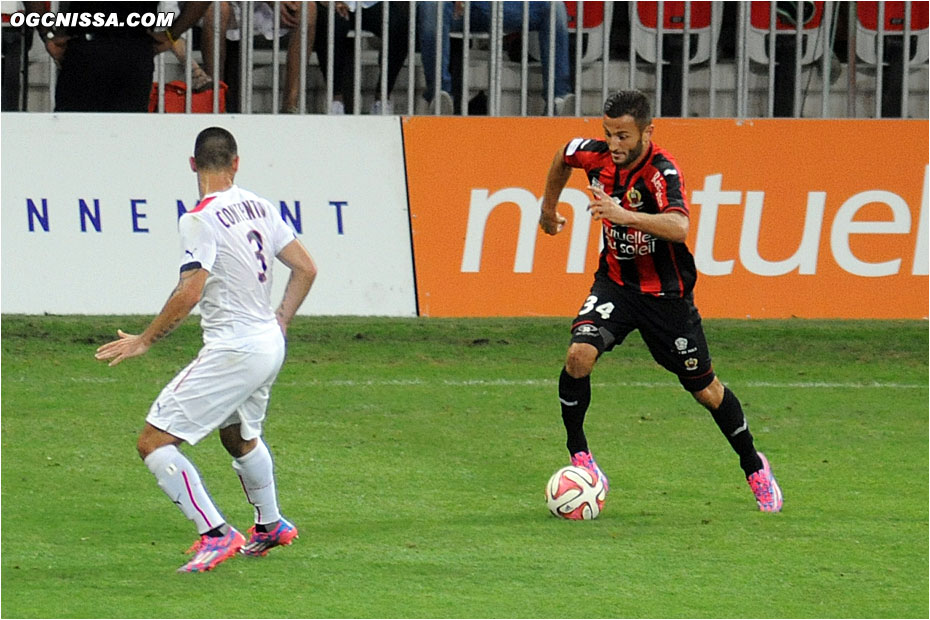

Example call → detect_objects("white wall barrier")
0 114 417 316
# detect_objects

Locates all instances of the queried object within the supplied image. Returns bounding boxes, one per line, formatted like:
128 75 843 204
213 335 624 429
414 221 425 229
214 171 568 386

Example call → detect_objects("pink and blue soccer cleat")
178 527 245 573
571 451 609 493
240 518 299 557
747 452 783 512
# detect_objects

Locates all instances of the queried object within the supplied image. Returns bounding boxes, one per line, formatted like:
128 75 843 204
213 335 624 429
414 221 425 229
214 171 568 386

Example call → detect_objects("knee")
226 439 257 459
565 343 597 378
136 431 164 461
691 376 724 410
137 423 182 461
136 435 151 460
220 427 257 458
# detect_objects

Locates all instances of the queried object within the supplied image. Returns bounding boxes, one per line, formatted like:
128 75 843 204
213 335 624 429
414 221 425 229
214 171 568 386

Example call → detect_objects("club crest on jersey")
625 187 644 210
684 358 699 371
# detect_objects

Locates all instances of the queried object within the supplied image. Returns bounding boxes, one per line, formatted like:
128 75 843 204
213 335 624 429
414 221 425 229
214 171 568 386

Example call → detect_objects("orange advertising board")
403 117 928 319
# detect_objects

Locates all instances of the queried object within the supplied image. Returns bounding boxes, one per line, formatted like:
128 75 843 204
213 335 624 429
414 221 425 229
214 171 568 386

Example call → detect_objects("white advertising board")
0 113 417 316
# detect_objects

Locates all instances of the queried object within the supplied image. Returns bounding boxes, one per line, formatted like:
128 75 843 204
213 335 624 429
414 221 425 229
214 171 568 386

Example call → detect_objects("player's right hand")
539 211 566 235
94 329 150 367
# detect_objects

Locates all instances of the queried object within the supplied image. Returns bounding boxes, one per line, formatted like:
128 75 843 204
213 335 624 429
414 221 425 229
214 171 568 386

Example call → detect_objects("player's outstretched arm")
95 268 207 366
539 146 572 235
274 239 317 335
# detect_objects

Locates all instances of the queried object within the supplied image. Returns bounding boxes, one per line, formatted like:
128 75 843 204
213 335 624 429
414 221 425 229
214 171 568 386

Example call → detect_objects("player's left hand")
95 330 150 367
587 185 629 225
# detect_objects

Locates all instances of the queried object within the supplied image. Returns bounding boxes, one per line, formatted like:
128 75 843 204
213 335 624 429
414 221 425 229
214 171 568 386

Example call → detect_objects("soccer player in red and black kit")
539 90 783 512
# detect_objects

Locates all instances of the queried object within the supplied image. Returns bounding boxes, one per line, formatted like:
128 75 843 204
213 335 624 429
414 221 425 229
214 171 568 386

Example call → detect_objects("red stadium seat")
746 1 835 65
630 1 723 65
566 1 613 63
564 1 605 29
528 1 614 65
855 1 929 66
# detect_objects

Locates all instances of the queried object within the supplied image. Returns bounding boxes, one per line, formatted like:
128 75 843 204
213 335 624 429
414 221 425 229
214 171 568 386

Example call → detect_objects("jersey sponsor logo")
675 337 689 351
651 171 665 207
606 226 656 259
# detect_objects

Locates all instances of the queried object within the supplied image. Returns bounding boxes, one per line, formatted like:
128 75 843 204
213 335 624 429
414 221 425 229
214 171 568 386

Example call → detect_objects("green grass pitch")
1 315 927 618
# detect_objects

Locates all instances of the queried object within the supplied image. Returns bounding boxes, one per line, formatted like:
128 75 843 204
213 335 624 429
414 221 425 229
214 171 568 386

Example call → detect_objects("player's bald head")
194 127 238 171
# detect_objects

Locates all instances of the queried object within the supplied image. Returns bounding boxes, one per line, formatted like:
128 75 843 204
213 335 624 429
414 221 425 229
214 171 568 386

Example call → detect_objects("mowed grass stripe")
29 376 928 389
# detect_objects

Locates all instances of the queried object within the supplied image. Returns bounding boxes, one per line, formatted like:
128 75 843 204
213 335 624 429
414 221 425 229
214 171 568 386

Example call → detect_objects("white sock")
144 445 224 535
232 439 281 525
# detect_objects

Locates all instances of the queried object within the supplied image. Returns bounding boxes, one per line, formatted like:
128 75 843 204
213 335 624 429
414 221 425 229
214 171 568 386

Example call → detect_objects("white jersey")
178 185 297 347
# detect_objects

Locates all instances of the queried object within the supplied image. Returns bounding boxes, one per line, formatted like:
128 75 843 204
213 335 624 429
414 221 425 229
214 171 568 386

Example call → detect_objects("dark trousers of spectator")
55 35 154 112
314 1 410 110
881 37 906 118
2 25 31 111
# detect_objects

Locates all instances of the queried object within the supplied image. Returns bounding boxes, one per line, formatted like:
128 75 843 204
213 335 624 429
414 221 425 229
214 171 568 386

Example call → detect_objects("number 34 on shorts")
579 295 615 320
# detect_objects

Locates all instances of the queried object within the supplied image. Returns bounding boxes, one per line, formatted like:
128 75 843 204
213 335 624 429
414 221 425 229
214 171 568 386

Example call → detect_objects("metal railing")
29 1 930 118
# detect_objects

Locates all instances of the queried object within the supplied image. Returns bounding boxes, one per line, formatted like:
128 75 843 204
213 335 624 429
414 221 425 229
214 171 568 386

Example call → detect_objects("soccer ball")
545 465 606 520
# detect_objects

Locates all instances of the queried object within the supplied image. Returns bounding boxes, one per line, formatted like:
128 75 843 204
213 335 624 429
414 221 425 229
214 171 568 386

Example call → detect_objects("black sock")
710 387 763 476
255 521 275 533
559 367 591 455
203 523 229 538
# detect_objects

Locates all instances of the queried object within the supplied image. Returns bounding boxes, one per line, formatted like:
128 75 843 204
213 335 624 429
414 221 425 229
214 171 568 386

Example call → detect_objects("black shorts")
570 274 715 392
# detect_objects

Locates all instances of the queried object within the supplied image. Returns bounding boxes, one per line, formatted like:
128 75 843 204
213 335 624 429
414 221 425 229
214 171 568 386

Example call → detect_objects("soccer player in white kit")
96 127 317 573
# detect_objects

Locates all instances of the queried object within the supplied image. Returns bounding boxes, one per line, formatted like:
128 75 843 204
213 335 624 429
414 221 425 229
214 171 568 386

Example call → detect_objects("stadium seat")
630 0 723 65
524 2 614 65
564 1 614 64
746 1 835 65
854 1 929 66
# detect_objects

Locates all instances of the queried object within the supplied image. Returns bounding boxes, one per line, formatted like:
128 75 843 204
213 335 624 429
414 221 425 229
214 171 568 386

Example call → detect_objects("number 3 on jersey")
579 295 615 320
247 230 269 282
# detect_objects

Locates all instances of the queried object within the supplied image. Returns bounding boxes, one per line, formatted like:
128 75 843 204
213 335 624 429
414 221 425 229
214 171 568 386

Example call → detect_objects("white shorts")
224 2 291 41
146 333 286 445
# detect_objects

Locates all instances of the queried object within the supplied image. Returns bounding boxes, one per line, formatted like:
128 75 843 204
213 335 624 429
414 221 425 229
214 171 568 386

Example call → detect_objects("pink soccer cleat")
571 451 609 493
747 452 783 512
178 527 245 573
240 518 299 557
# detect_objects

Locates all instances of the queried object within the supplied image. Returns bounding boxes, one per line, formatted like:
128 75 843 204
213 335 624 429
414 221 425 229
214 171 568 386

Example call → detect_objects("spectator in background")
418 0 574 115
153 1 211 93
200 1 317 113
25 1 209 112
314 1 409 115
2 1 31 111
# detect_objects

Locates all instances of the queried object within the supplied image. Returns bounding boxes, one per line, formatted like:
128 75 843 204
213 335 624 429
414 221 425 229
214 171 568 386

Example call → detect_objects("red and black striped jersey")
563 138 697 297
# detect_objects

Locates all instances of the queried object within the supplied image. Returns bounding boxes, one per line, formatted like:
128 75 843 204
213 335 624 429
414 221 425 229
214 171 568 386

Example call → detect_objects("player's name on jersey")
212 200 269 228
